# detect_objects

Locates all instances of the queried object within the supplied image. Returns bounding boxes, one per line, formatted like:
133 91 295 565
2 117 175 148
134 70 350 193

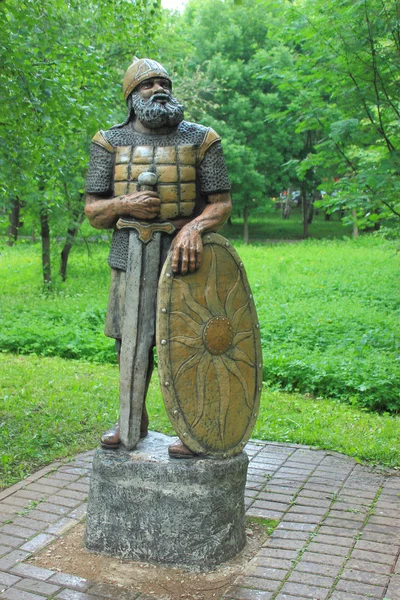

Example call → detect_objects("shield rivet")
165 381 170 387
249 294 253 299
253 413 257 417
258 386 262 392
183 432 187 437
258 363 262 368
240 262 243 267
223 453 227 458
225 242 230 247
255 324 259 329
161 339 167 345
173 409 178 415
207 235 211 240
161 308 167 313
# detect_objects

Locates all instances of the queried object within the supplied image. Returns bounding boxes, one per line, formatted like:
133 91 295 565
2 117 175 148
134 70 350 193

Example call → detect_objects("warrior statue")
85 57 232 458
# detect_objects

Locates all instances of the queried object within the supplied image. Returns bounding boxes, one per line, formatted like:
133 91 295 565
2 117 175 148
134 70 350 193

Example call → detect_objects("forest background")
0 0 399 485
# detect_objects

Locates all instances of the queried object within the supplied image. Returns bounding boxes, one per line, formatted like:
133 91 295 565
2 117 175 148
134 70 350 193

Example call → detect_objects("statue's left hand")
171 225 203 275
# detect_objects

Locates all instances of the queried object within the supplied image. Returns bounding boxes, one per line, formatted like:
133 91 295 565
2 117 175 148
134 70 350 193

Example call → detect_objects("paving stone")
287 570 335 588
279 582 330 599
246 508 284 520
386 575 400 600
45 517 78 536
234 576 281 593
224 587 273 600
288 505 327 516
15 578 61 596
68 504 87 520
309 533 354 548
0 572 21 588
281 512 322 525
251 501 288 512
1 525 37 540
272 530 310 542
316 525 359 537
20 533 55 552
65 483 89 494
354 538 399 554
12 518 47 532
27 511 60 524
295 561 341 577
14 491 46 502
328 509 365 522
0 550 31 570
306 542 349 557
54 590 99 600
47 496 81 509
39 478 65 489
361 530 399 544
273 595 315 600
257 547 298 560
299 551 344 567
276 522 316 532
24 483 60 495
0 588 47 599
248 560 294 573
10 564 54 581
346 557 394 574
87 582 139 599
350 548 396 565
33 503 69 516
2 497 32 508
48 473 79 482
0 547 12 558
329 594 374 600
334 578 386 597
48 573 92 591
263 537 306 551
323 517 364 530
340 567 390 587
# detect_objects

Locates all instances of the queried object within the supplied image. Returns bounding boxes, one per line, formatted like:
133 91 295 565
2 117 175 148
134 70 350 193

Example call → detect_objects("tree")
0 0 161 282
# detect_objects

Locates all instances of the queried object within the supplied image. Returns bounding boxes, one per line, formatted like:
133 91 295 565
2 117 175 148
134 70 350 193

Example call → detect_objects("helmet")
122 57 171 100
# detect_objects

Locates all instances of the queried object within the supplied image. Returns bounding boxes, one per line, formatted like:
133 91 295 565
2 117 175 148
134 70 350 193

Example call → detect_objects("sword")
117 171 175 450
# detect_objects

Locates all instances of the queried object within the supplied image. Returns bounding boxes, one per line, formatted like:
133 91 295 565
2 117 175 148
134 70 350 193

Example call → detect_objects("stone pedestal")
85 432 248 569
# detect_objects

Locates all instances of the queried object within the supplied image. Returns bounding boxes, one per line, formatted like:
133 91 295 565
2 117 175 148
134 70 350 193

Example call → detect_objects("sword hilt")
116 219 176 244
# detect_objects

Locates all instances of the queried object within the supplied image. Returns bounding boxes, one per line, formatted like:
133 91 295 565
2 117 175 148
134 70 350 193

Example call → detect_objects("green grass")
223 208 353 241
1 352 399 490
2 234 398 410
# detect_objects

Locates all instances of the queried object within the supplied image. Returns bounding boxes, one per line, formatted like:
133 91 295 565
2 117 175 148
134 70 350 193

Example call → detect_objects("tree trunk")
60 209 85 281
352 208 359 239
302 189 309 239
7 197 21 246
324 210 331 221
243 206 249 245
307 200 314 224
39 204 51 284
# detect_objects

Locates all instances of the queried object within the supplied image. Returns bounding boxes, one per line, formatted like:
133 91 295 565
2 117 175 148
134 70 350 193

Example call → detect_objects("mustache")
149 92 171 103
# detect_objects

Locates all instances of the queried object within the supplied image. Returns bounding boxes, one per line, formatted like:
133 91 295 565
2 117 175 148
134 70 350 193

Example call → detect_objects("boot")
101 406 149 449
168 439 197 459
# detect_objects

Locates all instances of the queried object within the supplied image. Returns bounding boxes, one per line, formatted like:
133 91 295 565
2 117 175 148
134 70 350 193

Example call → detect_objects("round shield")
156 233 263 458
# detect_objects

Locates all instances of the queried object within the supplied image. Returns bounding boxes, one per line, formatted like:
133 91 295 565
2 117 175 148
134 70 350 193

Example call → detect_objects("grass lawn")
1 235 398 411
1 352 399 490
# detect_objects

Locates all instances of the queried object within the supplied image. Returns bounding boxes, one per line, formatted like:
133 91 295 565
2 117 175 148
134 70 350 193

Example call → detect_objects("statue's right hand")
119 191 161 220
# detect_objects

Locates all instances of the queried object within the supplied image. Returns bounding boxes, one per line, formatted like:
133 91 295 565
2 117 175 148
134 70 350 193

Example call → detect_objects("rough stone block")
85 432 248 569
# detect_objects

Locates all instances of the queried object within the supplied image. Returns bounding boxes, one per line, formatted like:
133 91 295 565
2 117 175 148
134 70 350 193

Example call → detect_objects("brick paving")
0 439 399 599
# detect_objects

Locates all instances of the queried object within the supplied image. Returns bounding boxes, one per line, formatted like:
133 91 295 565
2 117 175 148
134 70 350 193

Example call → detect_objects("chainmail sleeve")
198 141 231 195
85 142 115 195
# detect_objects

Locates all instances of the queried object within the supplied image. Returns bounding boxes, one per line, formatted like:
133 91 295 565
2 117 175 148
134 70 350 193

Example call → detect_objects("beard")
129 92 184 130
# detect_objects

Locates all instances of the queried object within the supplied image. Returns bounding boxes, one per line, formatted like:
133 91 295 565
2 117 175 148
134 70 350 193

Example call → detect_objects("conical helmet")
122 57 171 100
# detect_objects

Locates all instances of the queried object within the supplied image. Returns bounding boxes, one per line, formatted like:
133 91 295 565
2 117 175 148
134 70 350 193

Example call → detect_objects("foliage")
0 236 398 412
257 0 400 230
157 0 303 218
0 0 161 278
1 352 399 489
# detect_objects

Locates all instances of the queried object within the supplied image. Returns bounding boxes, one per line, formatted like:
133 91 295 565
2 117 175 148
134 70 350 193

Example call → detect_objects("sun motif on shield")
157 235 262 456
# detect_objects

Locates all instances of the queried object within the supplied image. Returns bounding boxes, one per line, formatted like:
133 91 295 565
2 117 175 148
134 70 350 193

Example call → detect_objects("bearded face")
129 91 184 130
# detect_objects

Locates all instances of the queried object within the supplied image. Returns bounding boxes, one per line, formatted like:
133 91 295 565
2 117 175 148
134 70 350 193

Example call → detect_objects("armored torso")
86 120 231 270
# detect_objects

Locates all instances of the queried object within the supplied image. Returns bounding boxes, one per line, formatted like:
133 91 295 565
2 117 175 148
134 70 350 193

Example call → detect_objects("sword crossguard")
116 219 176 244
